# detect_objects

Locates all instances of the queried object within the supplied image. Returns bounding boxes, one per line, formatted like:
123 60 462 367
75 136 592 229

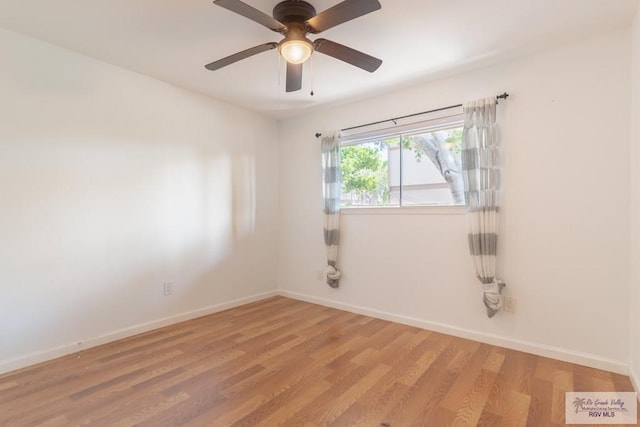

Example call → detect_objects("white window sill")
340 205 466 215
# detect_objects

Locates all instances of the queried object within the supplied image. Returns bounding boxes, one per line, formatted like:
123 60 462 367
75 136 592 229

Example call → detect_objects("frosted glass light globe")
279 39 313 64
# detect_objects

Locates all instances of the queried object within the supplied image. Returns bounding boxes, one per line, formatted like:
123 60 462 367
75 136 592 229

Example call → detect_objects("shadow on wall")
0 138 265 361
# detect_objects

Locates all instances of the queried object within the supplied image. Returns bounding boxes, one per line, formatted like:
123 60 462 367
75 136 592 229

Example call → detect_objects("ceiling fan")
205 0 383 92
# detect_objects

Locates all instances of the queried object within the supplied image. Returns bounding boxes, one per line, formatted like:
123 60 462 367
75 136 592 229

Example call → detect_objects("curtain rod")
315 92 509 138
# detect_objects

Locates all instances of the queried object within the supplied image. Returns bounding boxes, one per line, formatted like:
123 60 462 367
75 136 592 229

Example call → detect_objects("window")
339 113 465 208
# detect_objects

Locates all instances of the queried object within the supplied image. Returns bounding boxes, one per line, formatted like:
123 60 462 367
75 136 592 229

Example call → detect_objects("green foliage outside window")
340 143 389 205
339 127 463 207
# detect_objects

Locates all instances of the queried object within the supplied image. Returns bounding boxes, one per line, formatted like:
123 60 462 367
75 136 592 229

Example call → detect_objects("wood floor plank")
550 368 573 424
250 377 333 426
525 377 553 427
450 367 498 426
500 390 531 427
33 414 69 427
341 333 450 425
383 336 466 425
90 391 190 426
0 296 637 427
280 363 391 426
440 343 493 410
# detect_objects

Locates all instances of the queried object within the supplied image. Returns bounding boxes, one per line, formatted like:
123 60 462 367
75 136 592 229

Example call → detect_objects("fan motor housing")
273 0 316 23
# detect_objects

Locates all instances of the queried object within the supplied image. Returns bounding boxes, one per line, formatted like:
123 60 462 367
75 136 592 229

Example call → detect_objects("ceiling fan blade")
306 0 381 33
205 42 278 71
313 38 382 72
286 62 303 92
213 0 286 32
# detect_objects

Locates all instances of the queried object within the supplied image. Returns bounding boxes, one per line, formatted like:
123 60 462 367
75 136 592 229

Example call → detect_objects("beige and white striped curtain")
321 131 342 288
461 98 505 318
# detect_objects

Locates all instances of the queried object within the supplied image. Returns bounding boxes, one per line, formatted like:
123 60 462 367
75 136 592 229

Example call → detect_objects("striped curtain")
461 98 505 318
321 131 342 288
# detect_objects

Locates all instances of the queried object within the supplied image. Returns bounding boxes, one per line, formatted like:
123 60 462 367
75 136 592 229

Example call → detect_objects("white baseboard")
1 289 631 378
278 290 629 375
0 290 278 375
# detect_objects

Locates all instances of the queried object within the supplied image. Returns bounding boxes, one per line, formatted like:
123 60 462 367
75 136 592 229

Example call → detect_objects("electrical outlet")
503 296 517 313
163 282 173 296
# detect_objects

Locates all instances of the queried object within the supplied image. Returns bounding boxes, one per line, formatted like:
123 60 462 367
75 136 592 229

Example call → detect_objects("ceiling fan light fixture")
278 24 313 64
207 0 384 92
279 38 313 64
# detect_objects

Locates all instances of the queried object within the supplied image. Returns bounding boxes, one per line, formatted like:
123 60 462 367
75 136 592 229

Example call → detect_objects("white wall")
630 2 640 390
278 29 631 372
1 22 635 379
0 29 279 372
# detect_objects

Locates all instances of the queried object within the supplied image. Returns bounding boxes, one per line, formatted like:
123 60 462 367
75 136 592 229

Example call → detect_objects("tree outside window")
339 125 464 207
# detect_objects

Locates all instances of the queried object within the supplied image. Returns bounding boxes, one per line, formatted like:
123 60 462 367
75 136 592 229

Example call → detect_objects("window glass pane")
338 116 464 208
340 138 400 207
400 127 464 206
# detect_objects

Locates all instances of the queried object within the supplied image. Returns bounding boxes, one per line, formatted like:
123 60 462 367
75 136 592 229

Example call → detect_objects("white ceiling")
0 0 637 119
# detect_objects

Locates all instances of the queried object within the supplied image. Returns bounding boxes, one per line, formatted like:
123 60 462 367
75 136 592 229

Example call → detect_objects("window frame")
339 109 466 212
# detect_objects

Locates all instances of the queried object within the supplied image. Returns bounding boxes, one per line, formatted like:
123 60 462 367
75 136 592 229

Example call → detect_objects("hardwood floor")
0 296 637 426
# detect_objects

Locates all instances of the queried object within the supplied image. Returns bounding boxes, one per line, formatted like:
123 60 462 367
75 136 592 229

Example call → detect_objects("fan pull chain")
309 55 314 96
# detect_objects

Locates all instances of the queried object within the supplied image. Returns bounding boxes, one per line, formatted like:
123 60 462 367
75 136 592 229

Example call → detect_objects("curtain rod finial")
497 92 509 100
315 132 322 138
